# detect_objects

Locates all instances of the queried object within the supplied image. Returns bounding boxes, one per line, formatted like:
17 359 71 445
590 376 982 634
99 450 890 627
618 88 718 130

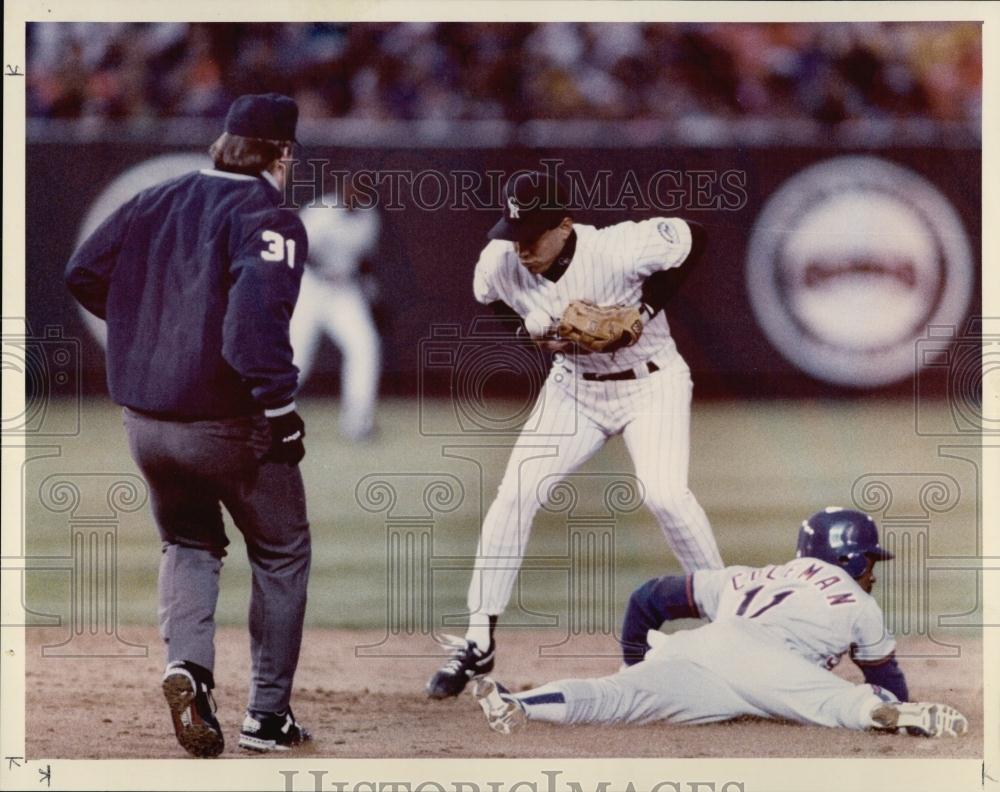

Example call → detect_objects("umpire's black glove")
262 408 306 466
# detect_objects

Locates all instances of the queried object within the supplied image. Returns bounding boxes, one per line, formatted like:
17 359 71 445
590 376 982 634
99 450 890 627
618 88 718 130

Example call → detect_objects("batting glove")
262 405 306 466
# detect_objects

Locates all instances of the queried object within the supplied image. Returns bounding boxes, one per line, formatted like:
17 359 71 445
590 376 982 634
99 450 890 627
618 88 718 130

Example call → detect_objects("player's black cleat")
162 661 225 758
427 635 495 699
238 708 312 752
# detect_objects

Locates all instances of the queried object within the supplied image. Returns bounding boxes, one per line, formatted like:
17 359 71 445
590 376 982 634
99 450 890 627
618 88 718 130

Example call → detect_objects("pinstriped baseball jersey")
693 558 897 671
461 213 723 630
473 218 694 376
299 192 380 280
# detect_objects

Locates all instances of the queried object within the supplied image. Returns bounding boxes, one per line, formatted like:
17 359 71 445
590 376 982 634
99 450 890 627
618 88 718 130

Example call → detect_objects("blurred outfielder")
66 93 313 757
428 170 724 699
474 508 968 739
291 180 382 442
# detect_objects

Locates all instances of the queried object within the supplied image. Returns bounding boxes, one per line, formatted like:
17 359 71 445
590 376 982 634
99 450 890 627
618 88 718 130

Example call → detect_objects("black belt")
582 362 660 382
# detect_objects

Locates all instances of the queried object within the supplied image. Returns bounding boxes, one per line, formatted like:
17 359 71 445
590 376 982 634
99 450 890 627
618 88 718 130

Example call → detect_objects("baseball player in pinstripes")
472 508 968 739
291 180 382 442
427 170 724 699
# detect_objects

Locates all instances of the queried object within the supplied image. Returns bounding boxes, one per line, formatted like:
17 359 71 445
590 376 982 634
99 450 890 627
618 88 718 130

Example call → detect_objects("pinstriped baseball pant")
467 357 723 617
290 272 380 437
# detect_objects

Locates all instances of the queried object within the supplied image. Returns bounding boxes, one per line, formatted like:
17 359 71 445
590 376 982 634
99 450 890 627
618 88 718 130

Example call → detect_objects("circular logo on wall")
75 152 212 347
745 156 974 388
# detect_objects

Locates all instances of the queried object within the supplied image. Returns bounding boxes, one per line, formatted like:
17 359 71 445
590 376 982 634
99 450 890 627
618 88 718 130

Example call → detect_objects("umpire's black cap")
225 93 299 142
489 171 571 243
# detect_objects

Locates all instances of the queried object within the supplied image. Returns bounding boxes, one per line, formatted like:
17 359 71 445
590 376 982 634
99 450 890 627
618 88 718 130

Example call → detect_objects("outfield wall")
24 142 981 400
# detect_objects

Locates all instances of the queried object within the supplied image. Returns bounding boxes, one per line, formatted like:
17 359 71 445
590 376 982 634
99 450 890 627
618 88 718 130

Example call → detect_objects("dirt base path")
25 627 982 759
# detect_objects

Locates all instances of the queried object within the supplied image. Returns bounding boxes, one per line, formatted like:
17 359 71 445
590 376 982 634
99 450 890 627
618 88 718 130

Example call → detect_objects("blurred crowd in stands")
27 22 981 126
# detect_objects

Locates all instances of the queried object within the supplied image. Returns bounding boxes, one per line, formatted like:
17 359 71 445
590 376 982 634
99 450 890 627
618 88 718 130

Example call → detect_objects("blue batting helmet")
796 507 893 578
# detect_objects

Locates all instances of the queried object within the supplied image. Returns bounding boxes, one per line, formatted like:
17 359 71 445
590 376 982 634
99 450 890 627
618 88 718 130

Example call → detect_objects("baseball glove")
558 300 644 353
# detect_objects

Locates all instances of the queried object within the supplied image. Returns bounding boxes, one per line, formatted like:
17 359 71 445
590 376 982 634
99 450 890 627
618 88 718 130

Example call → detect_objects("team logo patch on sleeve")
657 221 678 244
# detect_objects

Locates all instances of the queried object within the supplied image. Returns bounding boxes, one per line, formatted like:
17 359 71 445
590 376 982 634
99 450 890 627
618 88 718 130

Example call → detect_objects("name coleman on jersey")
728 562 859 607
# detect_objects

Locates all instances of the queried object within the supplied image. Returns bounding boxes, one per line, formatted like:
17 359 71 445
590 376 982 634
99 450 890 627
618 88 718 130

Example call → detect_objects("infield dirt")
25 627 981 760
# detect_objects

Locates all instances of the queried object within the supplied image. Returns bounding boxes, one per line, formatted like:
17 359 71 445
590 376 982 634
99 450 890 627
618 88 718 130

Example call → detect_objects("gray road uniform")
513 557 899 730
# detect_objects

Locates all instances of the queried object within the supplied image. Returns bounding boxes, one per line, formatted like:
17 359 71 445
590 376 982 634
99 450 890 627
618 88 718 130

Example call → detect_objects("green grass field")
21 397 982 637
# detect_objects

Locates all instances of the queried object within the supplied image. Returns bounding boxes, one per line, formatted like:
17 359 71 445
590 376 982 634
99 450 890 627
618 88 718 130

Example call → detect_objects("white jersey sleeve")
472 240 508 305
632 217 694 279
850 597 897 664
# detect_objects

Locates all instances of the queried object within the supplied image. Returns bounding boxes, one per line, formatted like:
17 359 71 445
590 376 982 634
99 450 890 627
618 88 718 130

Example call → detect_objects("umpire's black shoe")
238 709 313 752
427 635 495 699
162 661 225 758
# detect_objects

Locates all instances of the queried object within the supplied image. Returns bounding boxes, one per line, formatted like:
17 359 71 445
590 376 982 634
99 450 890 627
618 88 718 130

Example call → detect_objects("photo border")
2 2 996 790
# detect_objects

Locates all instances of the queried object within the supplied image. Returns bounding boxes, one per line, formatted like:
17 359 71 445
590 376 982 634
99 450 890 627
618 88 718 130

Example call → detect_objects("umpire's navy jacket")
66 169 308 419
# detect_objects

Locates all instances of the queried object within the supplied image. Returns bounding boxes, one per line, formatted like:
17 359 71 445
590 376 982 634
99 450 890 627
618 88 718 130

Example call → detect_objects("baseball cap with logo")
224 93 299 142
488 171 571 243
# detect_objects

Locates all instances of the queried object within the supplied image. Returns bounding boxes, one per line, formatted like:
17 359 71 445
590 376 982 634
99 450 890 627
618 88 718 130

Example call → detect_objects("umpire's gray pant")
123 407 310 714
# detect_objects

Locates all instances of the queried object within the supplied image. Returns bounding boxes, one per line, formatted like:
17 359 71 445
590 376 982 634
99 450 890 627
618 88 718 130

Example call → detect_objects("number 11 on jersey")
735 586 794 619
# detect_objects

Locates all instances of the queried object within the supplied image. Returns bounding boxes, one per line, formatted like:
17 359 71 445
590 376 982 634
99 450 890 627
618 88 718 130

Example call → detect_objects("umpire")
66 94 313 757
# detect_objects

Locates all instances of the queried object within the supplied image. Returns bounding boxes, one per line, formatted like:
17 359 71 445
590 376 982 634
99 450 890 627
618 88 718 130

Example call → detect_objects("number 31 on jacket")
261 230 296 268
